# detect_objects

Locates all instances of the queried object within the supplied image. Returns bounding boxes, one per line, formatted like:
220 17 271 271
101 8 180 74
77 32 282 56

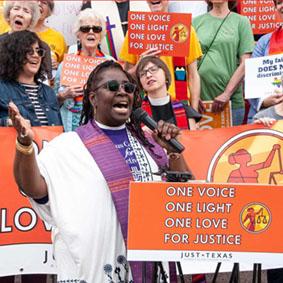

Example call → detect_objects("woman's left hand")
212 92 230 113
151 120 181 153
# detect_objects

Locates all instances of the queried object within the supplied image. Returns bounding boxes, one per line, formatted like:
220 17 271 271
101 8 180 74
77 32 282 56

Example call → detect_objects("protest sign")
128 182 283 270
128 11 191 57
245 54 283 99
60 54 106 86
238 0 281 34
0 127 62 276
199 101 232 129
128 122 283 273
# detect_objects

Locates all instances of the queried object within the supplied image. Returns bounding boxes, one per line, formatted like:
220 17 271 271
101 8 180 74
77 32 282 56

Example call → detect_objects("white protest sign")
245 54 283 99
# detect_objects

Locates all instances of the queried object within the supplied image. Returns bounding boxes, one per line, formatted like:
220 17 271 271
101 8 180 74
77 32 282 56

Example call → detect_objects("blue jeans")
232 108 245 126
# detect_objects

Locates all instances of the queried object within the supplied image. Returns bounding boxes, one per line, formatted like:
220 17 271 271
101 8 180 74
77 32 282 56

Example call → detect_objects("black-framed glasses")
139 65 160 78
27 47 46 58
93 80 136 94
79 25 103 33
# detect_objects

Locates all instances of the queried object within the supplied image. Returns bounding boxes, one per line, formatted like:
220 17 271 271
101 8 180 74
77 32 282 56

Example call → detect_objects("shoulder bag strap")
198 11 231 70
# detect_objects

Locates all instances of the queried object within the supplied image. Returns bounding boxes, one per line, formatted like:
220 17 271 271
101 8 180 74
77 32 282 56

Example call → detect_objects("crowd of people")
0 0 283 282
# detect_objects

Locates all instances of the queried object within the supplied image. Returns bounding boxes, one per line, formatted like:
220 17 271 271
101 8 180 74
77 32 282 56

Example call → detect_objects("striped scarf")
76 120 177 282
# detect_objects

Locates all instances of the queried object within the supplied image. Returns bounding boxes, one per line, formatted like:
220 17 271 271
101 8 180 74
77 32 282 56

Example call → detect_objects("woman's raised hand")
8 102 34 146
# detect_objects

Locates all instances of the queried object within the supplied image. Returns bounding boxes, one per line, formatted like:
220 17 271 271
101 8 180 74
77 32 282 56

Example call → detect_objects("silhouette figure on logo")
172 26 185 42
227 144 281 183
243 207 266 232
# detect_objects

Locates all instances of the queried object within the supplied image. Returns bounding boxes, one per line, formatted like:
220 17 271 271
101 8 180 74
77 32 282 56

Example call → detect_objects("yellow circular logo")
207 129 283 184
240 203 271 233
170 24 188 43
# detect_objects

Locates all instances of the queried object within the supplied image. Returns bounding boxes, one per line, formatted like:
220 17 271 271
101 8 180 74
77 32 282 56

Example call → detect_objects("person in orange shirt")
0 1 9 34
119 0 202 112
33 0 67 73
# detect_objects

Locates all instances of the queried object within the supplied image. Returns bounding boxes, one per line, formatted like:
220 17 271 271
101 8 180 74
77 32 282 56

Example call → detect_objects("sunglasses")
93 80 136 94
79 25 103 33
139 65 160 78
27 47 46 58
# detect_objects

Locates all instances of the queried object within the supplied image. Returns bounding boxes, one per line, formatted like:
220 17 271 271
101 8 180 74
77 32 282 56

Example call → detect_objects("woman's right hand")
262 91 283 108
8 102 34 146
254 117 276 127
57 85 84 103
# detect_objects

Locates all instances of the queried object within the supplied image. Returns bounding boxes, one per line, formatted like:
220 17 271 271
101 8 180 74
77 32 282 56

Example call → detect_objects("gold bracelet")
16 139 34 155
168 152 181 160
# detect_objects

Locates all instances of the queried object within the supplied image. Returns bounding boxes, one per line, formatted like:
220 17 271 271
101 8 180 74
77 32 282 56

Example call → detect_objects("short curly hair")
3 1 40 30
73 8 106 41
0 30 48 82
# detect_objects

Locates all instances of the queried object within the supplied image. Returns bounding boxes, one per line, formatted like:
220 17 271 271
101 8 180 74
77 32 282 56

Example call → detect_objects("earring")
77 40 82 51
93 105 97 116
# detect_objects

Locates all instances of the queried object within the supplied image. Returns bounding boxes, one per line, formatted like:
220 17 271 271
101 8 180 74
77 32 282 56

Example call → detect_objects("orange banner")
128 11 191 57
128 182 283 264
60 54 106 86
128 122 283 266
238 0 281 34
181 121 283 185
1 122 283 273
0 126 62 275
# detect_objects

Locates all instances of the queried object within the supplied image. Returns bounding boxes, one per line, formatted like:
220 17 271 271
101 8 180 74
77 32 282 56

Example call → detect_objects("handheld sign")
60 54 106 86
239 0 281 35
245 54 283 99
128 182 283 270
199 101 232 129
128 11 191 57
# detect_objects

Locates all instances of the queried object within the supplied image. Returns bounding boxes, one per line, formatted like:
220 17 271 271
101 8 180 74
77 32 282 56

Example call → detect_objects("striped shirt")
22 83 48 126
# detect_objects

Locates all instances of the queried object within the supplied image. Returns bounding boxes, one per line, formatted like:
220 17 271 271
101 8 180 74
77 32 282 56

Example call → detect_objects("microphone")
133 108 185 153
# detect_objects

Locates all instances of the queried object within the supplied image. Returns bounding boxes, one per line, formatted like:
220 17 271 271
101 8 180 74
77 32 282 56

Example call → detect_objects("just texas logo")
207 129 283 185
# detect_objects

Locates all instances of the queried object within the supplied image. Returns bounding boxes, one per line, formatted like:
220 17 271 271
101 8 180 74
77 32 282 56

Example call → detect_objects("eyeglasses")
27 47 46 58
93 80 136 94
79 25 103 33
139 66 160 78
